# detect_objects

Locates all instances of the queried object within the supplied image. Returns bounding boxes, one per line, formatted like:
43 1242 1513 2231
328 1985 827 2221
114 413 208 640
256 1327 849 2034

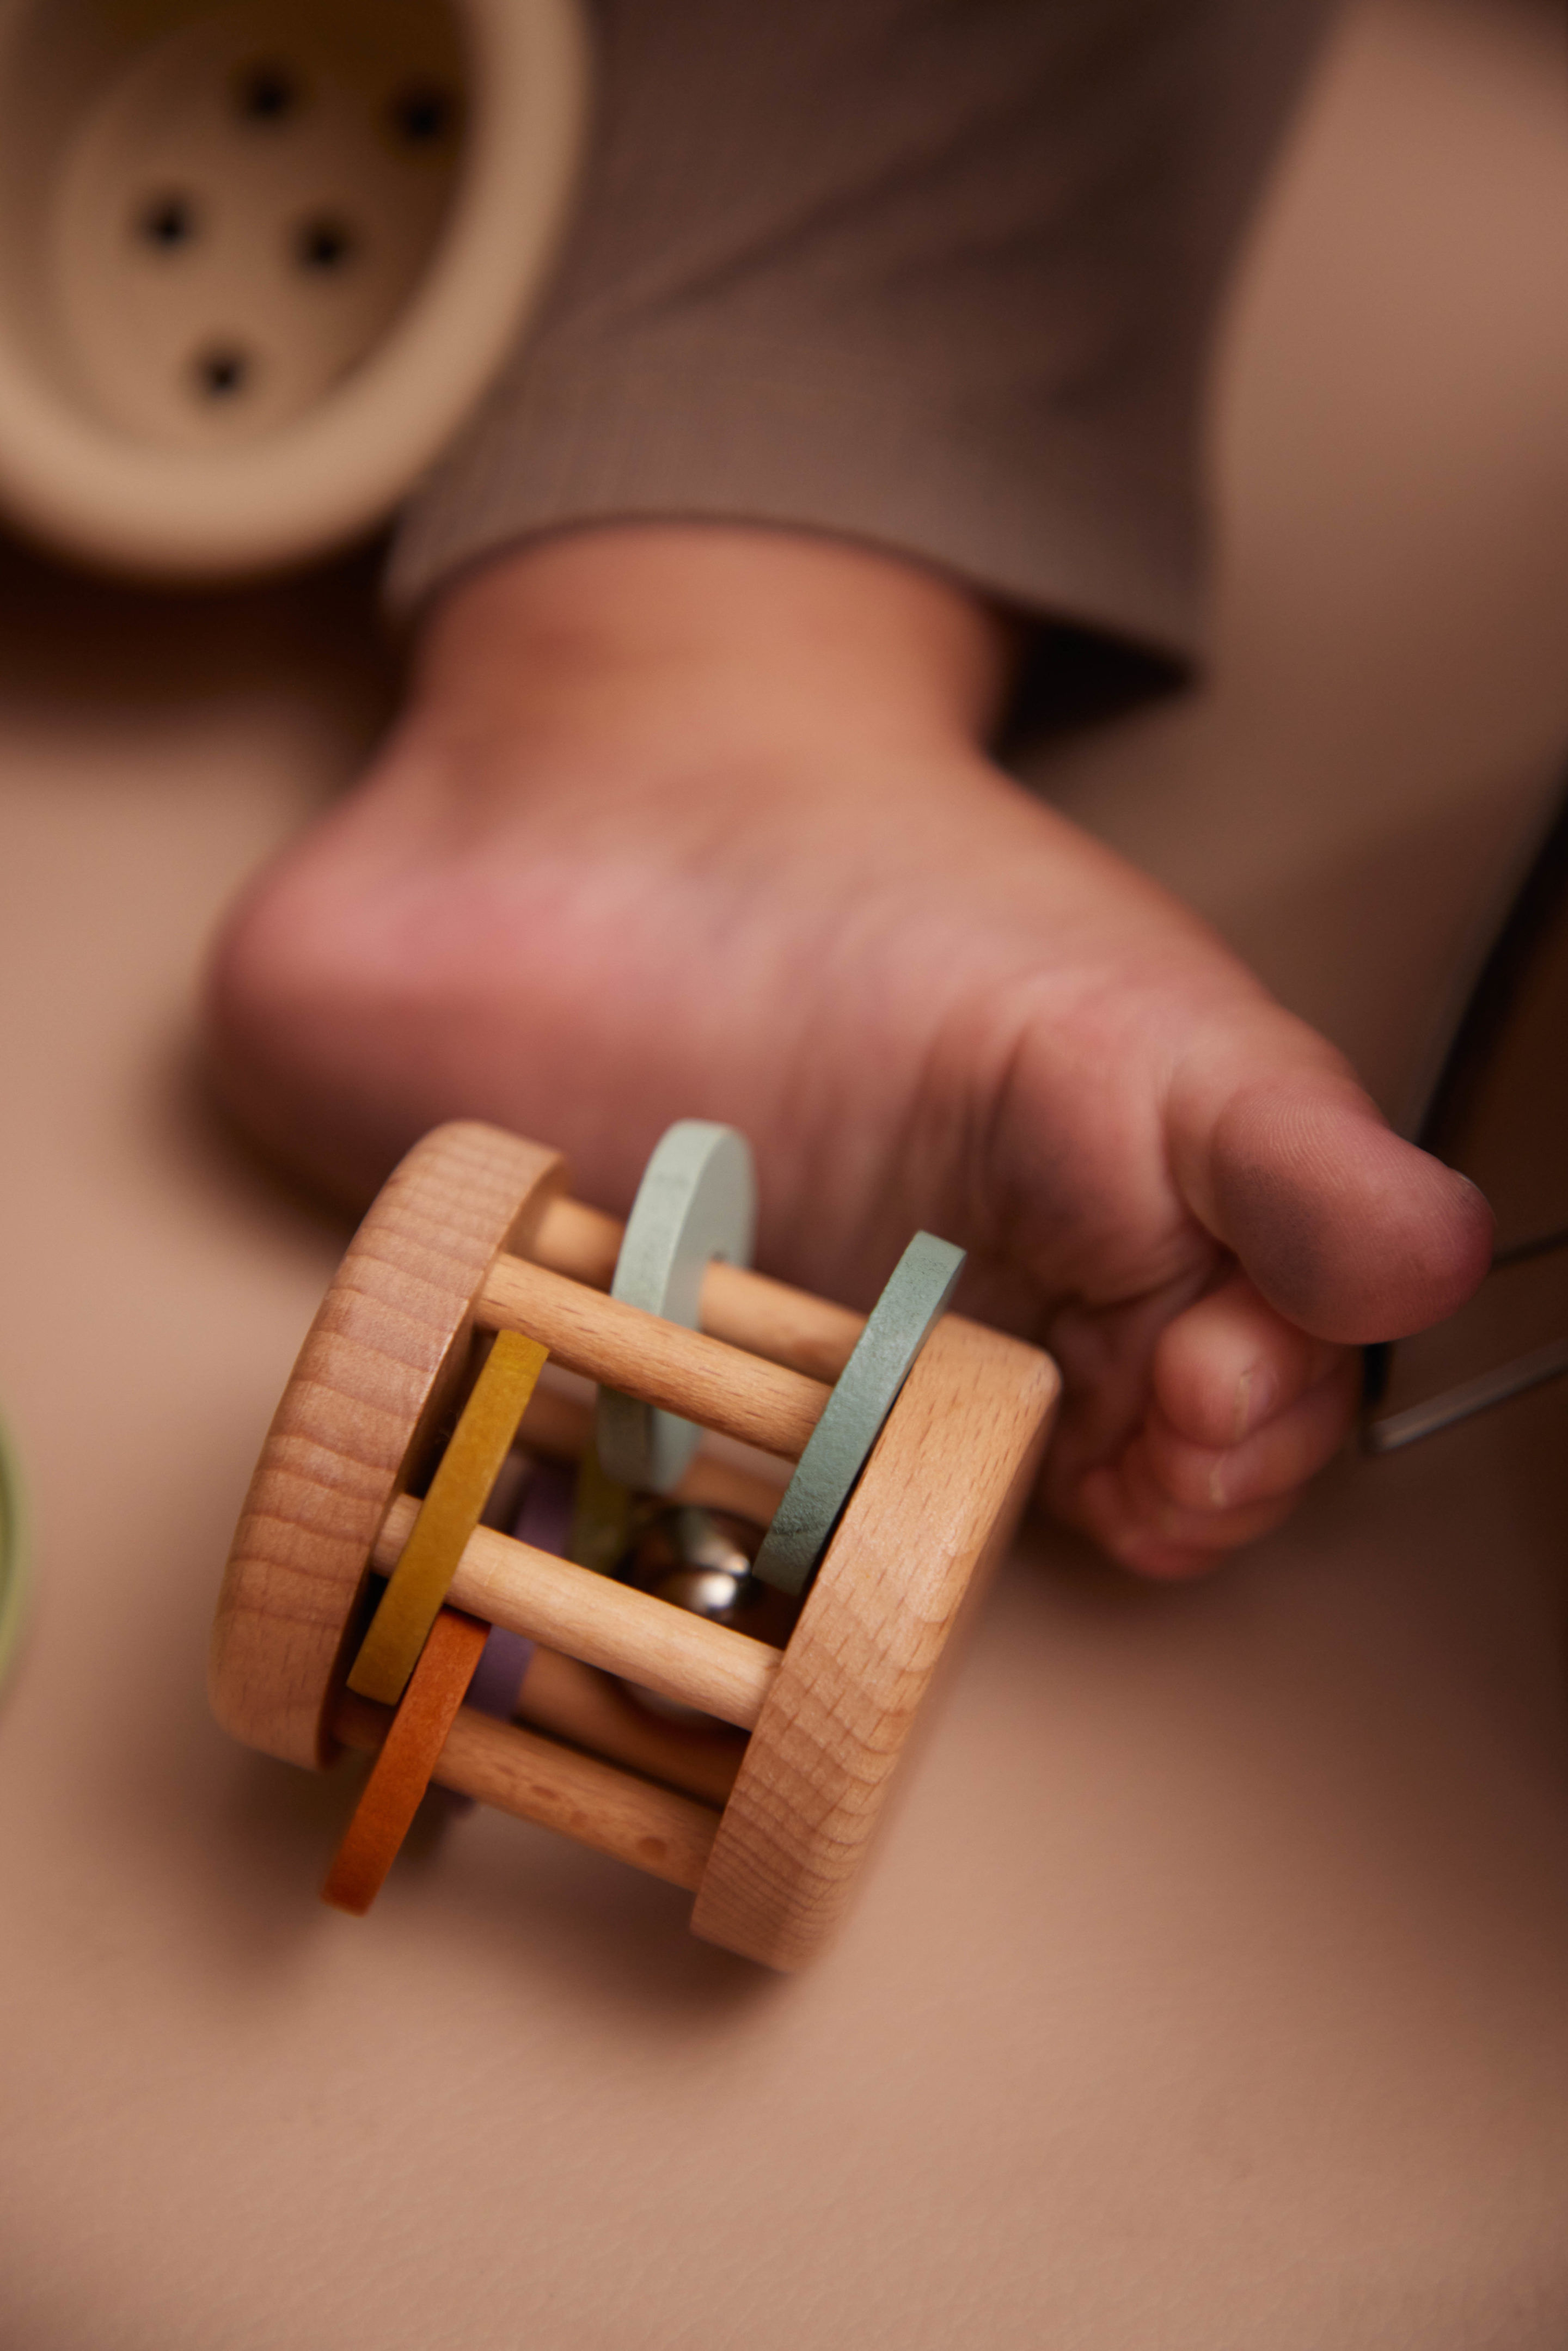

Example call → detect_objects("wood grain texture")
334 1693 721 1891
479 1254 829 1459
373 1494 780 1731
530 1195 865 1383
322 1607 489 1915
517 1381 788 1523
516 1649 744 1808
210 1123 566 1769
529 1194 624 1289
699 1260 865 1385
691 1315 1059 1970
210 1118 1062 1964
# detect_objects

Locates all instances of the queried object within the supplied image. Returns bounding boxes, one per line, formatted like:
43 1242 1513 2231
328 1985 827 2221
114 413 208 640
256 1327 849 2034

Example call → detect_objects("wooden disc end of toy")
209 1121 566 1771
690 1314 1059 1970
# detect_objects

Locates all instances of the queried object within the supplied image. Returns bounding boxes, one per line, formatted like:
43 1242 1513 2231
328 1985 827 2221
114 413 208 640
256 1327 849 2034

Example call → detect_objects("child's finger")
1072 1452 1297 1579
1137 1357 1358 1514
1150 1267 1346 1449
1171 1057 1492 1343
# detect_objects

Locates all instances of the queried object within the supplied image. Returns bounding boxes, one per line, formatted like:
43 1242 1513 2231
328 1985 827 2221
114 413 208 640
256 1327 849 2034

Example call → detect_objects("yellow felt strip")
347 1328 549 1706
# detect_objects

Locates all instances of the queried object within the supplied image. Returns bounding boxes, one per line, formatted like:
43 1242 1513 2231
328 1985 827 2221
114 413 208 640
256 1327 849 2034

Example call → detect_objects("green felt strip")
597 1121 756 1493
752 1232 965 1599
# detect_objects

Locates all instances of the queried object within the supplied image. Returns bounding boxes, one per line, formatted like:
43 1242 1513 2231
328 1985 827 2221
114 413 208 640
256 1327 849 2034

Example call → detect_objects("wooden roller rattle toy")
210 1119 1059 1967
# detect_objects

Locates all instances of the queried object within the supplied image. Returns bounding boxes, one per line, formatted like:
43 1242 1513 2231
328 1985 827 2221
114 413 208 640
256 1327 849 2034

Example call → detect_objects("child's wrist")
413 521 1015 758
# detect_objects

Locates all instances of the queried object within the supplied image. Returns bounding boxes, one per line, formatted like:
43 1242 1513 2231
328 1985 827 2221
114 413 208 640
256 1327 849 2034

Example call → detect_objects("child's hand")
206 525 1490 1574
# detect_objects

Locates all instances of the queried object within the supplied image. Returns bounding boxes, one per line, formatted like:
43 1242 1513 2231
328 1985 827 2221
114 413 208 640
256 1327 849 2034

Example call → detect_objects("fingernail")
1207 1455 1233 1510
1232 1365 1273 1443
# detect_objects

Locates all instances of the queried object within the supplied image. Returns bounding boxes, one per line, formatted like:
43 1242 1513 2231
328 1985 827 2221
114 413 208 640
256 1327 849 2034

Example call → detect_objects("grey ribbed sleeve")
389 0 1329 665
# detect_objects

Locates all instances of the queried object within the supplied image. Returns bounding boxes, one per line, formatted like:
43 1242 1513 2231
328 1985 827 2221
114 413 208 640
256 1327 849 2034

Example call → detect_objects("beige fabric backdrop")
1 4 1567 2344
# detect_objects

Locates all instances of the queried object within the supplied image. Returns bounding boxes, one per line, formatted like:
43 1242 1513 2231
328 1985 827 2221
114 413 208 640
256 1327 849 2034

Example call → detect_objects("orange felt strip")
322 1607 489 1916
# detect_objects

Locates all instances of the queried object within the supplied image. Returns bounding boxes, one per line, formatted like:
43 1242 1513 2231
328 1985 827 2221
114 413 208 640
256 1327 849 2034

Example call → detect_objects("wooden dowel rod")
530 1195 623 1289
513 1379 595 1461
529 1194 866 1384
516 1383 788 1524
517 1649 743 1808
699 1260 865 1385
334 1693 719 1892
478 1253 829 1461
373 1495 779 1731
669 1446 790 1523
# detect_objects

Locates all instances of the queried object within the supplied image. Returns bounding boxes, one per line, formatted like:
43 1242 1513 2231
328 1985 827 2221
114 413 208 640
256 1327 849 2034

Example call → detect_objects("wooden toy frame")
210 1122 1059 1968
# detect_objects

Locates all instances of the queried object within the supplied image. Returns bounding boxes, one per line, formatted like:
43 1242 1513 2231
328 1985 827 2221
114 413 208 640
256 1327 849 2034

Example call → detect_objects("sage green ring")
597 1121 757 1493
752 1230 966 1597
0 1409 30 1700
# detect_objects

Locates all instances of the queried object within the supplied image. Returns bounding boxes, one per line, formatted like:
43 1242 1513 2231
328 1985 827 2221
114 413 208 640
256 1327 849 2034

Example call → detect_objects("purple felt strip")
457 1460 578 1728
513 1456 576 1558
464 1625 536 1721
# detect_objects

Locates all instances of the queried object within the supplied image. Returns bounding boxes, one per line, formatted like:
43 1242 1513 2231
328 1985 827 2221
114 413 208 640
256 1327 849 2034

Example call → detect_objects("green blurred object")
567 1440 633 1578
0 1408 28 1697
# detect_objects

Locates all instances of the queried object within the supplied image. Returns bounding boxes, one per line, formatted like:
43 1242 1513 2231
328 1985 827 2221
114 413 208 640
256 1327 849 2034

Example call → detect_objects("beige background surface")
3 3 1568 2343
